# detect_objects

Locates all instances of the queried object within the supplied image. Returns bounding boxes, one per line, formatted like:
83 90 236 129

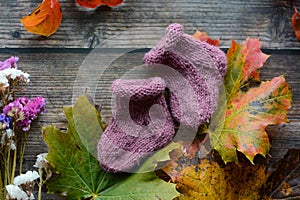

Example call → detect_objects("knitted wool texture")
97 77 175 172
144 23 227 127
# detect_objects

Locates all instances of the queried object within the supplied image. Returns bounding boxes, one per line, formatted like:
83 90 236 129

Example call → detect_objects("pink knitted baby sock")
144 23 227 127
97 77 175 172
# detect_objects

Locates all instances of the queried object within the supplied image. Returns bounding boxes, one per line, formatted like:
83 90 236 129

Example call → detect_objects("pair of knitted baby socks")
97 23 227 172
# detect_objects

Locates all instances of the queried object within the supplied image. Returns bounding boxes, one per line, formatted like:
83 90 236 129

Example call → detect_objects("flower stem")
3 156 6 187
10 147 17 184
19 132 27 175
6 148 11 184
0 168 4 199
38 169 43 200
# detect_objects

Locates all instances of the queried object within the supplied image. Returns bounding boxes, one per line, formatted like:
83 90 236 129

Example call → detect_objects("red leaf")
20 0 62 37
192 30 220 47
225 39 270 100
75 0 123 9
242 39 270 81
292 8 300 40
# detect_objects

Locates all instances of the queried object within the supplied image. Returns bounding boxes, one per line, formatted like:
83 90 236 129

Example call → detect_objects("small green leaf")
72 95 103 158
96 172 179 200
137 142 181 173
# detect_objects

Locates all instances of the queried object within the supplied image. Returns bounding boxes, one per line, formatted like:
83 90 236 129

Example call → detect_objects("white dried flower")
0 68 30 86
13 171 39 186
10 140 16 150
6 129 13 138
0 73 8 87
0 129 15 150
5 184 28 200
29 193 35 200
33 153 48 168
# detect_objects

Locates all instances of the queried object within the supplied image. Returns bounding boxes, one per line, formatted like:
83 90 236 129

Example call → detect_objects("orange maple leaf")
209 39 292 164
192 30 220 47
75 0 123 9
20 0 62 37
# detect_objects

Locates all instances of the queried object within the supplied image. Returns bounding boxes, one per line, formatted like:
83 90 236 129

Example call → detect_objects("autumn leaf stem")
293 0 299 12
200 132 209 145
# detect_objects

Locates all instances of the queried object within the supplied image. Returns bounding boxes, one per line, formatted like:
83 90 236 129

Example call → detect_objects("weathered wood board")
1 0 300 49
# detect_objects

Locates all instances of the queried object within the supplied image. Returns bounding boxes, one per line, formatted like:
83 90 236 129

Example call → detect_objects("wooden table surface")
1 0 300 199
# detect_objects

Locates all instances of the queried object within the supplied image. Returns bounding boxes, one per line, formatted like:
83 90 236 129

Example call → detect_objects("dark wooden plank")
0 48 299 199
1 0 300 49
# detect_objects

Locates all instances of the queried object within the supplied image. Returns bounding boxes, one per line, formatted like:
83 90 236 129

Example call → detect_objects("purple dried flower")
0 56 19 71
3 97 46 131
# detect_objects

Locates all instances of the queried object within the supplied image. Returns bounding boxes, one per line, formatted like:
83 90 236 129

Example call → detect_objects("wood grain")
0 48 298 199
1 0 300 49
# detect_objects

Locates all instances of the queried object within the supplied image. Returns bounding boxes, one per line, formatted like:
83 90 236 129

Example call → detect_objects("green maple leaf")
43 95 179 200
209 38 292 164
